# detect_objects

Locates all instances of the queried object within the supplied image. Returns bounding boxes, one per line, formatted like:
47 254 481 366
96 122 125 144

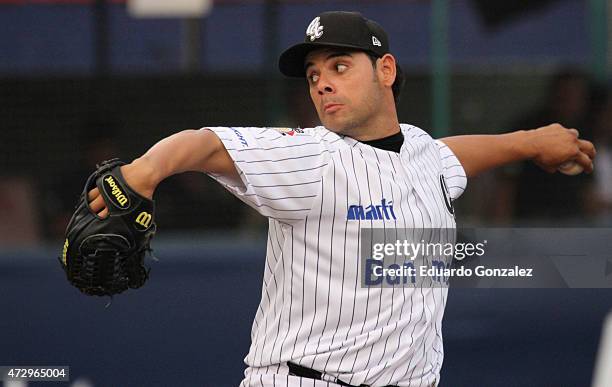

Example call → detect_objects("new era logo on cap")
372 36 381 47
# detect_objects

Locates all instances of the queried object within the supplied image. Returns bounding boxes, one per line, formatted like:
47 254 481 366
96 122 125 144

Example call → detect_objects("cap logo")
306 16 324 41
372 36 382 47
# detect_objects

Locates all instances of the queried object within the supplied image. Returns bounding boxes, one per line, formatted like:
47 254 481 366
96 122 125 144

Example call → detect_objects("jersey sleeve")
204 126 331 221
435 140 467 200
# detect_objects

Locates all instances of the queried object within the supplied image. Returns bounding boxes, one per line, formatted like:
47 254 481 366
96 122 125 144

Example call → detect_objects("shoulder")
302 126 353 152
399 123 447 162
400 123 433 141
206 126 322 150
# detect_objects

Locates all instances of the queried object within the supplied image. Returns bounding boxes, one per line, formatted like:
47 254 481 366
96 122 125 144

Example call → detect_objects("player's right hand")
529 123 596 174
88 158 157 218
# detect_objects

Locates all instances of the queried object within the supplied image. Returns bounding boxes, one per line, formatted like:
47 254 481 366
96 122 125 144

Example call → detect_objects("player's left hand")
60 159 156 296
528 123 596 174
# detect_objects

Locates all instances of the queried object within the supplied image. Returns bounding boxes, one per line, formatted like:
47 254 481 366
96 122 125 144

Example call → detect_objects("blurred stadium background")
0 0 611 386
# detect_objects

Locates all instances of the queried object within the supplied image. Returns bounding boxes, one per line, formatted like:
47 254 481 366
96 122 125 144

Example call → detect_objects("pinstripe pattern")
205 125 466 387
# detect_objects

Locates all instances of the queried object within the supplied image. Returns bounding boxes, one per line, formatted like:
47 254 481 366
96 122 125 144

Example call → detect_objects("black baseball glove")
59 159 156 296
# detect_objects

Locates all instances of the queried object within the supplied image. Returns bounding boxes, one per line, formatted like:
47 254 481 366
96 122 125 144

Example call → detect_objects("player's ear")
378 54 397 88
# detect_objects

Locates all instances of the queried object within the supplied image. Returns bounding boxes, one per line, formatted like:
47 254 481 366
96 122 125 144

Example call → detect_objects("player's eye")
336 63 348 73
308 73 320 83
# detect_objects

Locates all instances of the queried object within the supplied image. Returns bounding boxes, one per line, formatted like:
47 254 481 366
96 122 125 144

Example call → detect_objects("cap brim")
278 42 374 78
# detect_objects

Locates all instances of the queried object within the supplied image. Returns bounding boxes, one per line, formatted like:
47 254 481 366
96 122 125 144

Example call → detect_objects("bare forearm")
440 131 534 178
441 124 595 178
88 129 235 216
138 130 210 182
122 129 235 198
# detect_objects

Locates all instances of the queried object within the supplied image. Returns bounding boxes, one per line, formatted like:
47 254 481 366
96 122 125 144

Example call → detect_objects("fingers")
572 135 595 174
87 188 99 201
98 207 109 218
578 139 596 160
567 128 579 138
87 187 109 218
574 151 594 174
89 193 105 213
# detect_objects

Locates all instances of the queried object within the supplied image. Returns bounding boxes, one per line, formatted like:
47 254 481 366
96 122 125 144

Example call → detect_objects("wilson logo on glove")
135 211 153 230
102 174 130 209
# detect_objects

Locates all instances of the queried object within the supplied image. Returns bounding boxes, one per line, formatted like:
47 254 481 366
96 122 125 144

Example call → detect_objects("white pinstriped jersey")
206 124 467 387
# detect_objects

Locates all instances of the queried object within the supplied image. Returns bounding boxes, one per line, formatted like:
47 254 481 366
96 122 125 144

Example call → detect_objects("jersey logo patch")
271 127 304 136
439 175 455 215
306 17 324 41
347 198 396 221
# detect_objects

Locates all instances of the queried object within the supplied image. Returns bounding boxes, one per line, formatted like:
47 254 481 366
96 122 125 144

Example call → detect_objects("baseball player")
86 11 595 387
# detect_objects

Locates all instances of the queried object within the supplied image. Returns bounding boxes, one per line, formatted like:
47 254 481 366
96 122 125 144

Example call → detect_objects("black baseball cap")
279 11 390 78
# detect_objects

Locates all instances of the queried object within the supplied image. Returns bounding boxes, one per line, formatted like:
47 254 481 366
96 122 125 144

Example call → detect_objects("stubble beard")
322 87 383 138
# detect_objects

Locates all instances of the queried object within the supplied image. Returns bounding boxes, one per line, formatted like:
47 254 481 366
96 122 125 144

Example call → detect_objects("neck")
350 103 400 141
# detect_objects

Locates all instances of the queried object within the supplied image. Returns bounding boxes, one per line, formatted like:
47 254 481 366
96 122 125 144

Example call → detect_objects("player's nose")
316 72 335 95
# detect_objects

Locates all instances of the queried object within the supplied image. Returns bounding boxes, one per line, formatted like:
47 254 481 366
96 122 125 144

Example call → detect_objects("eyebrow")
304 52 354 73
